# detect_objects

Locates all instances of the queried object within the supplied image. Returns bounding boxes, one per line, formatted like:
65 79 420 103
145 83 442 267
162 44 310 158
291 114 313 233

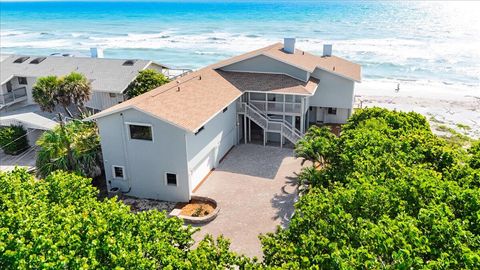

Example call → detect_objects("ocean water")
1 1 479 91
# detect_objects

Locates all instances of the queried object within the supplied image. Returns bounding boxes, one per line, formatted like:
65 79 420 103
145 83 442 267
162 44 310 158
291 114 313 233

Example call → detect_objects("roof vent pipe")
323 44 332 57
90 47 104 58
283 38 296 54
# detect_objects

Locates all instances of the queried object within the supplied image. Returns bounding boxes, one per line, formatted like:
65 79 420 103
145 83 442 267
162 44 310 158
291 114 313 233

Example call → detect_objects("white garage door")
190 153 214 191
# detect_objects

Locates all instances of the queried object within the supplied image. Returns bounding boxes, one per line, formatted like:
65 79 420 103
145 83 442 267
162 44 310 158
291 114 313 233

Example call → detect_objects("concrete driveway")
0 148 37 172
192 144 303 259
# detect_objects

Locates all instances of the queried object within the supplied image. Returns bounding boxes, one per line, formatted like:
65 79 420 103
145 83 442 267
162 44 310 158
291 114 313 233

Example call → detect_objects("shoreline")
355 79 480 139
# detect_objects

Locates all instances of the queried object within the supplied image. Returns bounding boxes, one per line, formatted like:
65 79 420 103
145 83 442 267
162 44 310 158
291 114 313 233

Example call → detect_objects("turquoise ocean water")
1 1 479 89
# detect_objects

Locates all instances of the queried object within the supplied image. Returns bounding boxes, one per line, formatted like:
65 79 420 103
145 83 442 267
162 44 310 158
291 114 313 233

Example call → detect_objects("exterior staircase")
242 102 302 144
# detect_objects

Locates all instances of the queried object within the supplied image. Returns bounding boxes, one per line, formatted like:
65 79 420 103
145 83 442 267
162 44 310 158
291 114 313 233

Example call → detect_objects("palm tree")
36 120 101 178
295 125 337 167
32 72 91 118
32 76 59 113
58 72 91 116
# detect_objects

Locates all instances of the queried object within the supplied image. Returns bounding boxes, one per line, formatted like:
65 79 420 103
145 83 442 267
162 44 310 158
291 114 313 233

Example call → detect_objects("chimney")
323 44 332 57
90 47 104 58
283 38 296 54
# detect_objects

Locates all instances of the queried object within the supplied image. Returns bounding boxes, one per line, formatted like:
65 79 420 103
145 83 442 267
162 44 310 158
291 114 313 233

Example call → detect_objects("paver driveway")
192 144 304 259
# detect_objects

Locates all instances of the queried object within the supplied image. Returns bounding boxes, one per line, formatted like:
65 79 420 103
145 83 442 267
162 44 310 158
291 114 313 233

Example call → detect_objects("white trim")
125 122 154 142
1 75 14 85
112 165 126 180
164 172 178 187
86 105 192 132
311 66 361 83
191 94 241 133
243 89 312 97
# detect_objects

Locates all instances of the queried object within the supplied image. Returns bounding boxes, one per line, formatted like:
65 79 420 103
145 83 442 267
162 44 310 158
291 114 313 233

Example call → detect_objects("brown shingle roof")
215 43 361 82
90 43 360 132
217 70 318 95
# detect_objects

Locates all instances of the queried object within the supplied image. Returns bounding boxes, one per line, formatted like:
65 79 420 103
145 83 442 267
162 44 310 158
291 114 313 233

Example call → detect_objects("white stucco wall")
309 68 355 109
310 107 350 124
185 100 237 190
220 55 309 82
97 108 190 202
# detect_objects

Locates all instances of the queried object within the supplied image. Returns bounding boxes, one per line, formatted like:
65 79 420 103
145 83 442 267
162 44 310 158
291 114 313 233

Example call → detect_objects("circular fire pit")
169 196 220 224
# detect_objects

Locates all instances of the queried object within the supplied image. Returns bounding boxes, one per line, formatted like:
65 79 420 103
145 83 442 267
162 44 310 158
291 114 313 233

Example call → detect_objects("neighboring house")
88 39 361 202
0 51 170 112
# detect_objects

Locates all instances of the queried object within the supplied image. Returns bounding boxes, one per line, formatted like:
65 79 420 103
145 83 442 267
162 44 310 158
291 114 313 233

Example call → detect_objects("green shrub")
0 169 255 269
36 120 102 178
125 69 169 99
0 125 29 155
261 108 480 269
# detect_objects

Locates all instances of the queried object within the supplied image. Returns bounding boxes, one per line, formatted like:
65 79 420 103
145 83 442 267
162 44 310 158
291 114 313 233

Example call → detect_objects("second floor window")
129 124 153 141
18 77 27 85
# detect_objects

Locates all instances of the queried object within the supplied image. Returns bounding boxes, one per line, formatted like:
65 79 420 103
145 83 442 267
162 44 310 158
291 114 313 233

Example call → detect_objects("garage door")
190 153 214 191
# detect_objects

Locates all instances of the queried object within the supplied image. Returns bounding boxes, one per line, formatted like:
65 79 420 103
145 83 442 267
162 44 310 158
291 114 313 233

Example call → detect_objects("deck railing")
243 102 302 144
0 87 27 105
249 100 301 114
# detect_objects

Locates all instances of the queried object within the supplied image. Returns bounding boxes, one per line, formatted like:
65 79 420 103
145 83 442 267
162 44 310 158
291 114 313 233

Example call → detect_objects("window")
328 108 337 115
30 57 46 64
122 60 136 66
6 81 12 92
17 77 27 85
165 173 177 186
195 126 204 135
109 93 116 98
222 107 228 113
129 124 153 141
112 166 125 179
13 56 29 63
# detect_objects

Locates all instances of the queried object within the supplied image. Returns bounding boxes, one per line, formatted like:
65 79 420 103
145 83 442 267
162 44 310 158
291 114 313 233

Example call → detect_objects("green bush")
36 120 102 178
0 125 29 155
125 69 169 99
261 107 480 269
0 169 255 269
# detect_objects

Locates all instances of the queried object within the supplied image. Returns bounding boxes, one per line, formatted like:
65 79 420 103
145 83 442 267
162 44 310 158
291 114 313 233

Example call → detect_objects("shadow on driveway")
192 144 304 259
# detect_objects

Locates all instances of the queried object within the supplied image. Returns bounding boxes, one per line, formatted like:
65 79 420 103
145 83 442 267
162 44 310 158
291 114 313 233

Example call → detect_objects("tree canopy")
0 169 255 269
32 72 91 118
261 107 480 269
3 107 479 269
125 69 169 99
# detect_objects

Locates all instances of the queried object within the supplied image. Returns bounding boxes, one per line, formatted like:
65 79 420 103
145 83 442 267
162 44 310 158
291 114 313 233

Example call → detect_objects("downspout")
185 132 192 200
120 113 132 193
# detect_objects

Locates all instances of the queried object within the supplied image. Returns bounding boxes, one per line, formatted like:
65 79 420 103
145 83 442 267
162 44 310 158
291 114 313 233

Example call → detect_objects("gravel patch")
120 196 177 213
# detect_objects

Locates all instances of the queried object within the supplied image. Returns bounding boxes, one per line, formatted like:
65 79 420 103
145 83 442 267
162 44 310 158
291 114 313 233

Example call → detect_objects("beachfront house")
88 39 361 202
0 50 170 112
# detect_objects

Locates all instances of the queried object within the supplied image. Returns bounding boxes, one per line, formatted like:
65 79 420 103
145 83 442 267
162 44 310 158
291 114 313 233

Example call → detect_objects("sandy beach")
355 79 480 139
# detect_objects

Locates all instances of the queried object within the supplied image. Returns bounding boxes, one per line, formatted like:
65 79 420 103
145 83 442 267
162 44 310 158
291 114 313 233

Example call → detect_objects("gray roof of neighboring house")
0 54 168 93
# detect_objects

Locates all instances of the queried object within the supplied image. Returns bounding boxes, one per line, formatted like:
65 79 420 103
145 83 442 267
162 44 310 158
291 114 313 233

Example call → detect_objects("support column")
280 127 283 149
300 114 305 134
263 130 266 146
243 115 247 144
248 118 251 142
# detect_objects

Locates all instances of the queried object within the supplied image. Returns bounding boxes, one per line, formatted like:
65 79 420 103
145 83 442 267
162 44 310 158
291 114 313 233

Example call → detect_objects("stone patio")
192 144 303 259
